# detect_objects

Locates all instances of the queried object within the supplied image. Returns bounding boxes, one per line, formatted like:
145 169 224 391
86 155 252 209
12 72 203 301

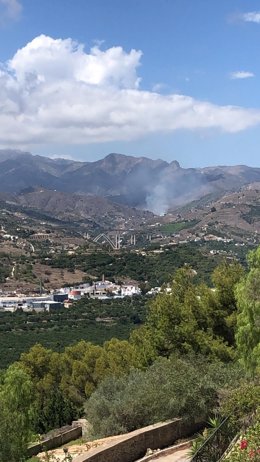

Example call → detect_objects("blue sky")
1 0 260 167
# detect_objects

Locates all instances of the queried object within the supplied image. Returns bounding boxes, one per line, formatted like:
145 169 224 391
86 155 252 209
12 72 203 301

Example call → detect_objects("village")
0 276 142 313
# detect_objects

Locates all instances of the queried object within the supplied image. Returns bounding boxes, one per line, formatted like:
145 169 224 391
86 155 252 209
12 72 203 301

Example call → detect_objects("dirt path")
155 448 191 462
37 434 126 460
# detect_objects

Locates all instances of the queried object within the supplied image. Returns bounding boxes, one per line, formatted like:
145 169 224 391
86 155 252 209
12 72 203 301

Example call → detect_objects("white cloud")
9 35 142 88
152 82 167 92
1 35 260 148
241 11 260 23
230 71 255 80
0 0 22 24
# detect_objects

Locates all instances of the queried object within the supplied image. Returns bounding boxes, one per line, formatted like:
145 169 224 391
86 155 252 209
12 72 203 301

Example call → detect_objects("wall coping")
73 418 203 462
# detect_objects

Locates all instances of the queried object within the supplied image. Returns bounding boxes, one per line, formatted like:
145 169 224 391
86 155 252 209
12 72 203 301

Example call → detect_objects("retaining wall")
73 418 203 462
28 425 82 457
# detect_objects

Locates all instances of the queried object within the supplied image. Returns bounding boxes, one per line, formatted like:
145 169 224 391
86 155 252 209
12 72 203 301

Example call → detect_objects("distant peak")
104 152 167 165
169 160 180 169
105 153 131 160
106 153 125 158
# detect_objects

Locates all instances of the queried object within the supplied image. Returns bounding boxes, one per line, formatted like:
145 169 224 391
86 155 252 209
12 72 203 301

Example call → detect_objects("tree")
94 338 140 382
20 344 78 433
60 341 103 401
143 267 234 361
0 364 34 462
212 260 244 345
235 247 260 374
130 325 157 367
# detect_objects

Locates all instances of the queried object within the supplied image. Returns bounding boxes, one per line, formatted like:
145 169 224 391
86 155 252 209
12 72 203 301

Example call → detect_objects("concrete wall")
73 418 203 462
28 426 82 457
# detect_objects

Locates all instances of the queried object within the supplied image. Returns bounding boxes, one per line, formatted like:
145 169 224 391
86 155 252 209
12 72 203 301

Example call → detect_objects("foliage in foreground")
132 261 244 365
17 257 249 434
189 416 225 457
19 338 140 433
220 381 260 427
236 246 260 374
191 380 260 461
0 246 259 448
225 419 260 462
85 355 242 438
0 365 34 462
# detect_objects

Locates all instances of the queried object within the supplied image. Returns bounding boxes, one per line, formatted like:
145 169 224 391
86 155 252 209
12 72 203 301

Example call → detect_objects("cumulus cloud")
230 71 255 80
9 35 142 88
1 34 260 148
241 11 260 23
0 0 22 24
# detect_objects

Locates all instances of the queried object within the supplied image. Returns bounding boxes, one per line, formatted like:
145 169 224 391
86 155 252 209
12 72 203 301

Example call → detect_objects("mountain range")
0 149 260 214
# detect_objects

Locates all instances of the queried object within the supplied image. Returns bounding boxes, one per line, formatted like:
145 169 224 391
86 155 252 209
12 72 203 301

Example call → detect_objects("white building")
121 285 141 297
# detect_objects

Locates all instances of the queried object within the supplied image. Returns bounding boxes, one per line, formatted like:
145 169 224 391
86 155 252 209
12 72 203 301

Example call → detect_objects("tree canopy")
0 364 34 462
236 247 260 374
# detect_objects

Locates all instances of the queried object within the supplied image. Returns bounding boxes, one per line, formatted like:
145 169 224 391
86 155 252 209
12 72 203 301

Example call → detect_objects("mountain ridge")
0 149 259 213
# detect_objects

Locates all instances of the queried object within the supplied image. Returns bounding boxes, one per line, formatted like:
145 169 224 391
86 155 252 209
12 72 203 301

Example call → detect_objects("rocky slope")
0 188 153 230
164 182 260 242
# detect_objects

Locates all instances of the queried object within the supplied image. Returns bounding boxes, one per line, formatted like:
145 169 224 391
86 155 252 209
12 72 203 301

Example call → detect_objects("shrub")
86 355 242 438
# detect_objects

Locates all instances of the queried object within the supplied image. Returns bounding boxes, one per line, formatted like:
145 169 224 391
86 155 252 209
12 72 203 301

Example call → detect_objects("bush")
86 355 242 438
225 418 260 462
219 381 260 427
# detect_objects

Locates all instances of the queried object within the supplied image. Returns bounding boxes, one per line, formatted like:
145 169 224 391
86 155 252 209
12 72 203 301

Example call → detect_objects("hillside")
0 150 259 213
162 182 260 243
0 189 153 231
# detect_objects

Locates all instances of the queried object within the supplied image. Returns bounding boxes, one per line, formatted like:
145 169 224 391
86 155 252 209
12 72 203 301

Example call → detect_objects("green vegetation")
10 256 250 437
45 242 219 286
0 246 259 459
217 383 260 462
236 246 260 374
224 419 260 462
242 205 260 224
86 355 242 437
220 382 260 425
14 262 37 282
160 219 199 234
189 379 260 460
0 364 34 462
0 252 11 282
0 296 147 369
141 261 244 361
19 338 140 433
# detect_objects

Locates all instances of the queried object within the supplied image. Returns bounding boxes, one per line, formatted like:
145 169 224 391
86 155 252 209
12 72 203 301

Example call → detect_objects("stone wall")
73 418 203 462
27 425 82 457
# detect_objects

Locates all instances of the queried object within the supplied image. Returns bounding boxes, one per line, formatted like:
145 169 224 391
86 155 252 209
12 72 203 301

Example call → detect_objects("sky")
1 0 260 167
